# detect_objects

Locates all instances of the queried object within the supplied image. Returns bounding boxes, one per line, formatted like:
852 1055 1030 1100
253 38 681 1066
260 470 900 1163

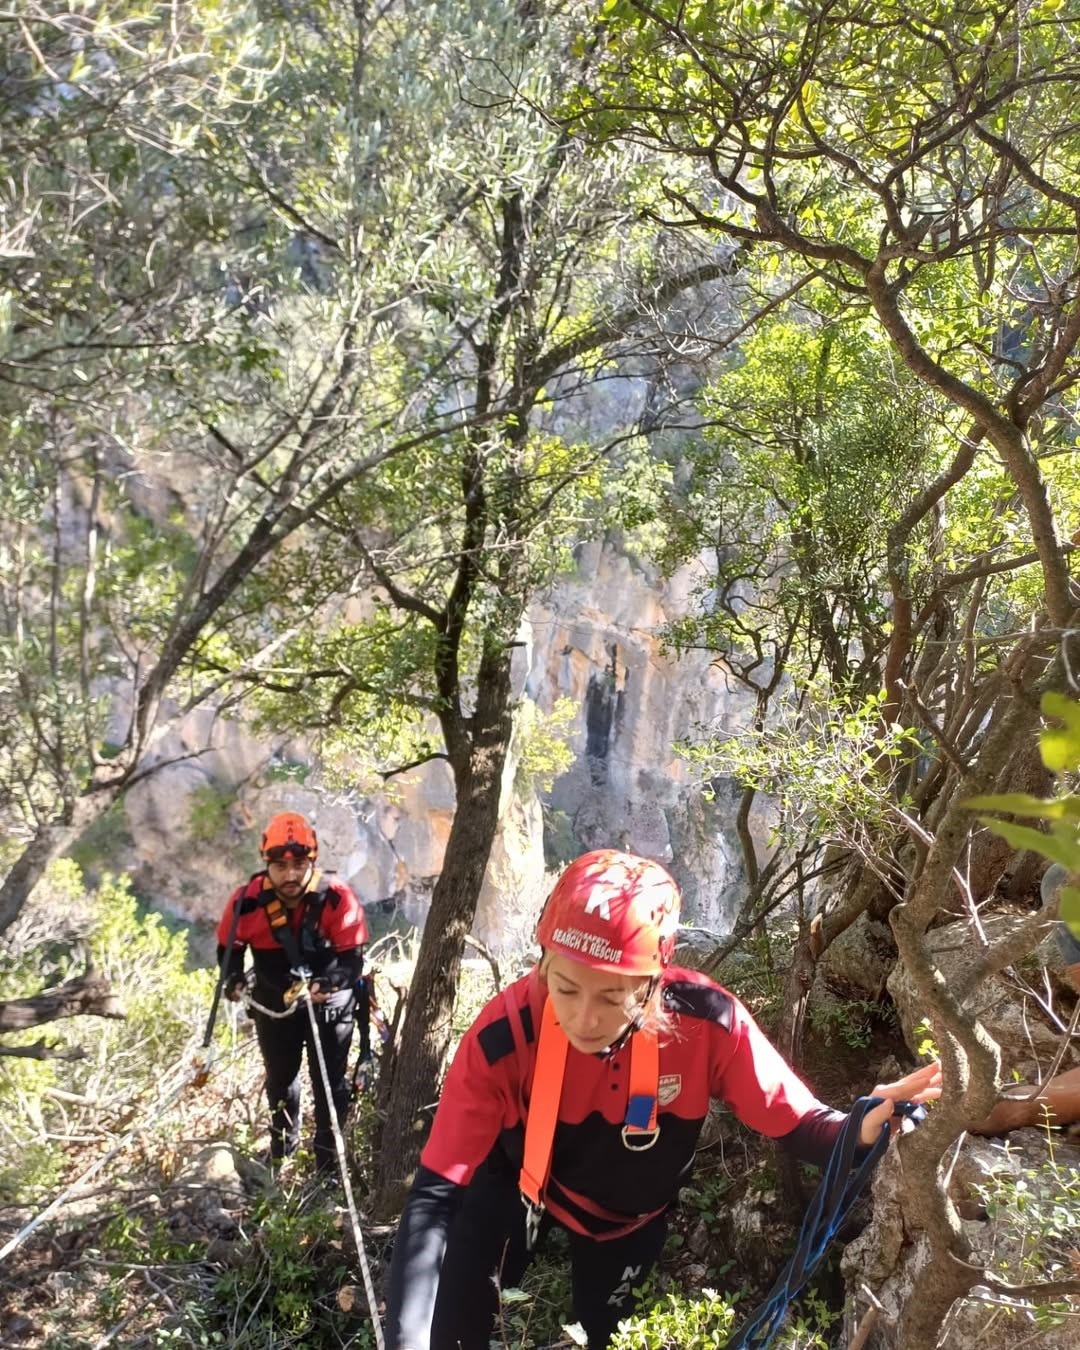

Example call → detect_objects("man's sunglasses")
265 845 314 863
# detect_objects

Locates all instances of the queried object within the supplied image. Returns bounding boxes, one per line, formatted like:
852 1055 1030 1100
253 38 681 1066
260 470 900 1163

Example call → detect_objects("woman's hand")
858 1060 942 1147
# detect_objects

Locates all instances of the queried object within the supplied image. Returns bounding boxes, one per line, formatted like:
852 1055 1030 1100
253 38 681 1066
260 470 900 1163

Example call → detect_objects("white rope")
300 986 386 1350
242 992 302 1019
0 1036 248 1264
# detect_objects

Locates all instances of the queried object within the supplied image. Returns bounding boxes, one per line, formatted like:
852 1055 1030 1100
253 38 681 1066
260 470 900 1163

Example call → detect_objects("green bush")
610 1287 738 1349
187 783 235 845
807 995 896 1052
969 1137 1080 1335
66 802 134 873
610 1283 838 1350
0 864 217 1203
204 1188 356 1346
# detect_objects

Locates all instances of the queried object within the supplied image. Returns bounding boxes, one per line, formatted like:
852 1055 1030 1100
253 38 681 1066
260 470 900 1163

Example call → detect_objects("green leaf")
1039 692 1080 773
965 793 1080 821
1060 885 1080 940
976 817 1080 870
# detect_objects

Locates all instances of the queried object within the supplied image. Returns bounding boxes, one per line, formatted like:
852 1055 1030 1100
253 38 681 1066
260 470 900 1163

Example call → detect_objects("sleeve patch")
664 981 734 1032
477 1016 516 1066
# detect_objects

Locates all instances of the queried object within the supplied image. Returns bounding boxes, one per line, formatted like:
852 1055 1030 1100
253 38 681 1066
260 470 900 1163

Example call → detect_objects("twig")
92 1309 139 1348
463 934 502 991
1022 998 1080 1099
141 1267 180 1316
847 1305 880 1350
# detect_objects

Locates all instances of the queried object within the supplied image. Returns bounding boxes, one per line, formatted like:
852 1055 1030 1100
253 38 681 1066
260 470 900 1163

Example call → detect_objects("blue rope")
723 1096 926 1349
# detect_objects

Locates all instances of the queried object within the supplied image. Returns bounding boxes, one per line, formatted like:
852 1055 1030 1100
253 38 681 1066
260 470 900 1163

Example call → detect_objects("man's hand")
858 1059 942 1147
224 975 248 1003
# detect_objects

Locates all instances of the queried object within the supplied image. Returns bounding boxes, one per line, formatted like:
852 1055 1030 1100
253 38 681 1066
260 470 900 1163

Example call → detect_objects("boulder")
842 1130 1080 1349
818 915 896 1000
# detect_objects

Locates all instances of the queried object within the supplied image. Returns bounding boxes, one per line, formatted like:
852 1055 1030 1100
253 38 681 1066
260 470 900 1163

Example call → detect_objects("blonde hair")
537 951 675 1040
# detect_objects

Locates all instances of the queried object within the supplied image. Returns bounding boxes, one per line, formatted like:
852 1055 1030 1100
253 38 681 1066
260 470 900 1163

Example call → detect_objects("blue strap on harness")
625 1094 656 1130
724 1096 926 1349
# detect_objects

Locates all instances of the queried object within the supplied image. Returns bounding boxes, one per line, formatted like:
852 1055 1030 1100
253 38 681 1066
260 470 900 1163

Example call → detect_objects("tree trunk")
885 691 1041 1348
0 790 120 937
373 651 514 1216
961 734 1050 910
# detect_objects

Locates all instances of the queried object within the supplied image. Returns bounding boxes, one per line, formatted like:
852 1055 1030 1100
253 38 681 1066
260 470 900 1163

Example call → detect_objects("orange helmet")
260 812 318 861
536 850 680 977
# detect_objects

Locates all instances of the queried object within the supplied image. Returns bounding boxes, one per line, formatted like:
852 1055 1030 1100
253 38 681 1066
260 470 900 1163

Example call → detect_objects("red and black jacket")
385 966 851 1350
216 870 368 1010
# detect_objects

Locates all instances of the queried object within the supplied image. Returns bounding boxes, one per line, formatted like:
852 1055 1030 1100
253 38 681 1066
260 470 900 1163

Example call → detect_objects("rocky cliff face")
519 537 769 929
104 536 760 948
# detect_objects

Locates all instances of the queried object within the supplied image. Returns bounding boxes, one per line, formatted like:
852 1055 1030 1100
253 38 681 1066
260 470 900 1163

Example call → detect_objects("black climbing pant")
254 991 354 1169
430 1162 668 1349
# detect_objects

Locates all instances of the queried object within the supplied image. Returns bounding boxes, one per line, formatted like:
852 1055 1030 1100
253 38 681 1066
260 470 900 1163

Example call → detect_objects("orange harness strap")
520 998 568 1210
519 997 660 1246
623 1020 660 1148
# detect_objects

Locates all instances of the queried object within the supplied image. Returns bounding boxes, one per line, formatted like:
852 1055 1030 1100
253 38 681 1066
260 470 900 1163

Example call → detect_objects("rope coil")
724 1096 925 1349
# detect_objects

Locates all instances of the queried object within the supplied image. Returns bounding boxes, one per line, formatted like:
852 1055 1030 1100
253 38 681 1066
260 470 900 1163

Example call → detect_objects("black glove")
224 972 251 1002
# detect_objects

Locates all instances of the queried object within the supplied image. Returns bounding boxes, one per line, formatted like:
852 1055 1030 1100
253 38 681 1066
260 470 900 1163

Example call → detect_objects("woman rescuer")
385 850 941 1350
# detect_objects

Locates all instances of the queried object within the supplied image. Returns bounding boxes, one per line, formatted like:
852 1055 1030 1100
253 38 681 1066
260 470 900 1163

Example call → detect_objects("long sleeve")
317 946 362 991
215 889 247 982
314 880 367 989
778 1105 848 1168
384 1166 464 1350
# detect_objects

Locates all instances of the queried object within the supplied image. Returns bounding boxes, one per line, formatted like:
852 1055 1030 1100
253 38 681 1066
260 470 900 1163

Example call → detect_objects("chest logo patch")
657 1074 682 1106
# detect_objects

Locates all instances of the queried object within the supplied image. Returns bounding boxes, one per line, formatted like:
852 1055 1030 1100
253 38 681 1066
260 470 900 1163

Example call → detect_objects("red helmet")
536 850 680 977
260 812 318 860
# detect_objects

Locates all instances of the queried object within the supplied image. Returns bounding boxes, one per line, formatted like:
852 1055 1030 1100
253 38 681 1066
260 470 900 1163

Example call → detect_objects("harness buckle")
621 1124 660 1151
521 1194 545 1251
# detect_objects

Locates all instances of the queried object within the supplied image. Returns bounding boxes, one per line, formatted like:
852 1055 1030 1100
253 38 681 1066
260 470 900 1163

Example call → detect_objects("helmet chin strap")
597 974 658 1057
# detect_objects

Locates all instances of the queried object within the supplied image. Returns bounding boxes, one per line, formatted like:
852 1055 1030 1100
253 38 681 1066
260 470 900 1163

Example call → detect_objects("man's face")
265 849 314 905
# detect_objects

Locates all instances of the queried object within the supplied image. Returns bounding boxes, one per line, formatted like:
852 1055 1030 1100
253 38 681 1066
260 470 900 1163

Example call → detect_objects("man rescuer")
216 811 368 1171
385 848 941 1350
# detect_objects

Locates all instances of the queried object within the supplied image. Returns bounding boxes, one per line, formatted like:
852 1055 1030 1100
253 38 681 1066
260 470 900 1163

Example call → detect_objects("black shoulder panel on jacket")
237 873 266 914
477 992 535 1066
477 1016 515 1066
663 981 734 1032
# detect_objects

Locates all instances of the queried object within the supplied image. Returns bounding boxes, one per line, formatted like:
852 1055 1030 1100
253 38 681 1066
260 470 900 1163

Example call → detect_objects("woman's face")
544 952 649 1054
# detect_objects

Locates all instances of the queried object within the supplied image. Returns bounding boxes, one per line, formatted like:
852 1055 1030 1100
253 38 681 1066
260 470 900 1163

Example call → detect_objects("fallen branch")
0 1039 87 1061
0 968 126 1033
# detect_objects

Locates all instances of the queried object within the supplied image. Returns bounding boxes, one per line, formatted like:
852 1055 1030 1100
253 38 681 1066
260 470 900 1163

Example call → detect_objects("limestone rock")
86 536 764 948
818 916 896 1000
842 1131 1080 1349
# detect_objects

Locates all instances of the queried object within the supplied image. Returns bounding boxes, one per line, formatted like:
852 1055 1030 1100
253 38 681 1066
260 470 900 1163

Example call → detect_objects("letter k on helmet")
583 893 611 920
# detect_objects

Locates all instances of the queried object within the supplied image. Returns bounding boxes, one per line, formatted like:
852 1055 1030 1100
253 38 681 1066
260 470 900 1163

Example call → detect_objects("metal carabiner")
283 966 313 1006
521 1194 545 1251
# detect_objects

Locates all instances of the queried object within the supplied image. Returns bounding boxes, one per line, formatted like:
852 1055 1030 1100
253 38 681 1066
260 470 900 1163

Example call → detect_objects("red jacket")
384 964 848 1350
216 870 368 1007
421 965 833 1237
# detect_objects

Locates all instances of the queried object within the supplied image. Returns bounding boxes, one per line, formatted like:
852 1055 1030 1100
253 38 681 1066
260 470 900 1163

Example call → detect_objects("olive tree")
573 2 1080 1339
